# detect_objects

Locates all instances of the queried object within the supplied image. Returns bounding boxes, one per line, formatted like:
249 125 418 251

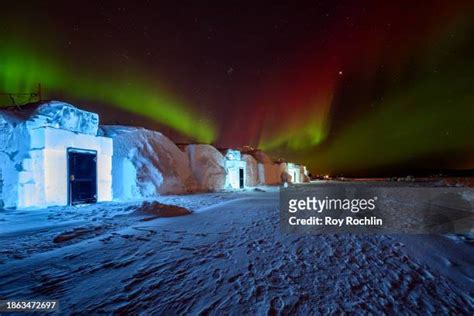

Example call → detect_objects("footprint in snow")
228 273 242 283
180 247 196 251
212 269 222 280
213 251 231 259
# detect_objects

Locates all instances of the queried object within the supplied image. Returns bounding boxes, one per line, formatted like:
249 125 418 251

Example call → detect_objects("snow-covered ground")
0 183 472 314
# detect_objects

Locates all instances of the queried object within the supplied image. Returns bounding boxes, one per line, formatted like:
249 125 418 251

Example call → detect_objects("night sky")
1 0 473 176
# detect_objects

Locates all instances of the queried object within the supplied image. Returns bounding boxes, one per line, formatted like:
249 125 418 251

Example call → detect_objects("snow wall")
242 154 258 187
0 118 28 208
0 101 112 208
251 151 282 185
101 126 197 199
257 163 281 185
185 144 226 191
287 163 302 183
278 162 292 183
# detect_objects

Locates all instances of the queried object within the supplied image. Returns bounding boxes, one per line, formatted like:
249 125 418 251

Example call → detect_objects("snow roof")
0 100 100 135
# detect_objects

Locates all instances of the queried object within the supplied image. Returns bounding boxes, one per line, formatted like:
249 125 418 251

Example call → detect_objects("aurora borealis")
1 0 473 175
250 1 474 175
0 40 216 143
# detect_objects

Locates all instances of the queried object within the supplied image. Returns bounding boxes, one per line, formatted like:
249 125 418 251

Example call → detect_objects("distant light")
338 71 343 75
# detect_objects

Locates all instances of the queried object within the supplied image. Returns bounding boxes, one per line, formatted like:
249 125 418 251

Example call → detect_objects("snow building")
100 126 197 199
220 148 247 189
287 163 302 183
276 161 291 183
181 144 227 191
242 153 258 187
277 162 310 184
241 148 282 185
0 100 112 208
301 165 311 182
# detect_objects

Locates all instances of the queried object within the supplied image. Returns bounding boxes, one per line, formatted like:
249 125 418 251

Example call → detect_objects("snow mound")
281 171 291 183
185 144 226 191
101 126 197 198
252 150 273 164
242 149 282 185
53 226 103 243
242 154 258 187
257 162 281 185
135 201 192 217
302 174 311 182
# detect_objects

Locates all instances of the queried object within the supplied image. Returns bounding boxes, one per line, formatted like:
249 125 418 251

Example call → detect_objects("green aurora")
1 6 473 175
0 41 216 143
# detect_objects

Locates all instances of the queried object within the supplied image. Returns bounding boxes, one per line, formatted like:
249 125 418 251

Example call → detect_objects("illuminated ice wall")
0 101 112 208
222 149 246 189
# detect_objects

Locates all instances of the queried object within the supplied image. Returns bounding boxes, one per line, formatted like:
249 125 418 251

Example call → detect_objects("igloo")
243 149 281 185
0 101 112 208
100 126 197 199
183 144 227 191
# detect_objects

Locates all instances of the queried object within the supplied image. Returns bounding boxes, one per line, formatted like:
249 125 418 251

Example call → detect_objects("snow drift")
101 126 197 199
135 201 192 217
184 144 227 191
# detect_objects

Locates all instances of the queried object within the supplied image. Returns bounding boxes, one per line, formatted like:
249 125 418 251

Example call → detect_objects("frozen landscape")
0 182 473 314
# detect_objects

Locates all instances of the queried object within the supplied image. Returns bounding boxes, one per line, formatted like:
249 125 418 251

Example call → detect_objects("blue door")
68 150 97 205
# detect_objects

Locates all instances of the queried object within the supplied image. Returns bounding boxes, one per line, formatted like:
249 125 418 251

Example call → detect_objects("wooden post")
38 83 42 102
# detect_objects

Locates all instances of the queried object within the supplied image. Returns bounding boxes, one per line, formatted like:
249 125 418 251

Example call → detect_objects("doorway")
239 168 244 188
68 149 97 205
